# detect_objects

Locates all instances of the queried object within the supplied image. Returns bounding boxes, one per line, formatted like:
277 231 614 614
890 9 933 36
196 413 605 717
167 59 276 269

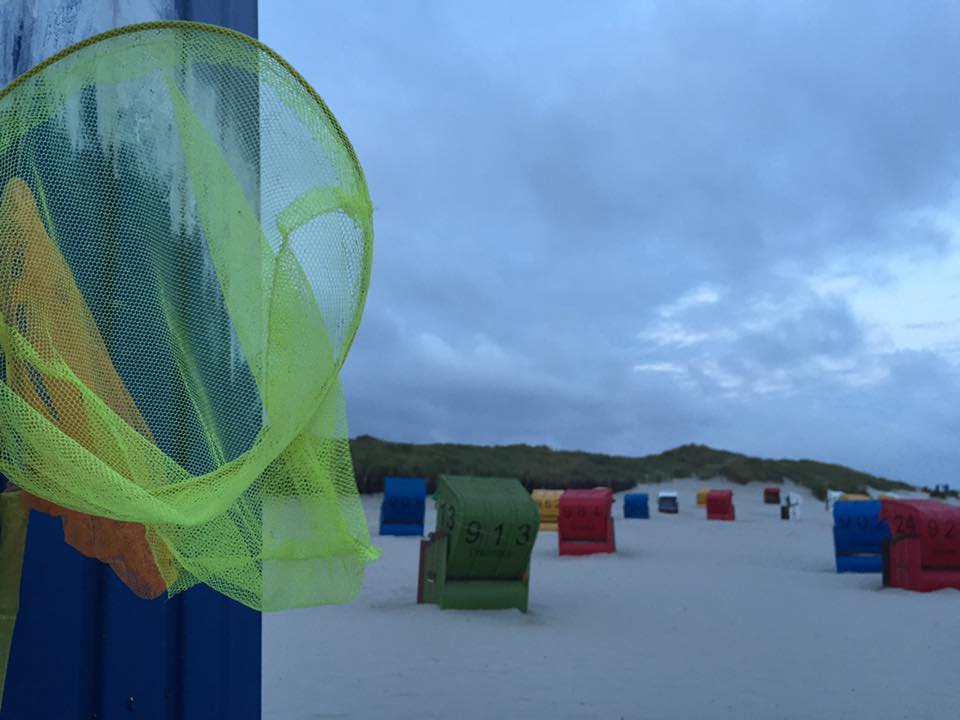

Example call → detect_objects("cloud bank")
264 1 960 485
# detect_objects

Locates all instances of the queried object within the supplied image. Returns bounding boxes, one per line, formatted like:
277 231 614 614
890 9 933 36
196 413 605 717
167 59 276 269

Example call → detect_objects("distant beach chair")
532 489 563 531
706 490 735 521
781 492 801 520
880 499 960 592
832 500 889 573
658 491 679 514
825 489 844 511
379 476 427 536
418 475 538 611
623 493 649 519
558 488 616 555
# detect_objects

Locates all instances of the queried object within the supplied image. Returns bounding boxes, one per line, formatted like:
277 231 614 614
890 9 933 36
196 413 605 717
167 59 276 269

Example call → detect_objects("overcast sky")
263 2 960 486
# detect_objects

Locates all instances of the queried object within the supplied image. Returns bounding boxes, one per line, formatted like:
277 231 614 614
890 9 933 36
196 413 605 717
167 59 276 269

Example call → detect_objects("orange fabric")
19 495 169 599
0 178 172 599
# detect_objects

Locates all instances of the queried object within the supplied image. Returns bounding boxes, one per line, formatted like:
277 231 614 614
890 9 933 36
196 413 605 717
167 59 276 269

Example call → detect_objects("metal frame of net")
0 20 379 633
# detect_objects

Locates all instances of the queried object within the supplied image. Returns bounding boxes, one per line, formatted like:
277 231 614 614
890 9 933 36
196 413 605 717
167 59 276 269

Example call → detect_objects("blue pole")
0 2 262 718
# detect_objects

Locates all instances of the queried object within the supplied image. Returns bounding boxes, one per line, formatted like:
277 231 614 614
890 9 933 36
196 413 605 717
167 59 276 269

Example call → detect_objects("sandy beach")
264 479 958 720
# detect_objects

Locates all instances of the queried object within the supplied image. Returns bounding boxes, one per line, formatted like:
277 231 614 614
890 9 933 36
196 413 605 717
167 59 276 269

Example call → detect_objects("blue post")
0 2 261 718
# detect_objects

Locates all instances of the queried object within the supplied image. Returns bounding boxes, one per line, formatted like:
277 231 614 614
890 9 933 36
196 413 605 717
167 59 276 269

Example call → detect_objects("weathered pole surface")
0 2 262 718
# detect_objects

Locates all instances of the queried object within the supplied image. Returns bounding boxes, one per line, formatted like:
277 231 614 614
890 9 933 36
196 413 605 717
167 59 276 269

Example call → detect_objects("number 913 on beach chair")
417 476 538 612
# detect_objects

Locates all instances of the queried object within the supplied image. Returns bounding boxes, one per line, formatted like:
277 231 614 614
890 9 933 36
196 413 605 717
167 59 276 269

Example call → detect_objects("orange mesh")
0 178 172 599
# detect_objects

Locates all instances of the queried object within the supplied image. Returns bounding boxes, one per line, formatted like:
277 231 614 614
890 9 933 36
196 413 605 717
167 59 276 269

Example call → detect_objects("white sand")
264 479 958 720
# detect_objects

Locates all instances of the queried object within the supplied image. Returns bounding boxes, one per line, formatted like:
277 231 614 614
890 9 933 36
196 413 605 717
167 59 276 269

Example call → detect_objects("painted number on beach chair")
892 514 919 537
465 521 481 544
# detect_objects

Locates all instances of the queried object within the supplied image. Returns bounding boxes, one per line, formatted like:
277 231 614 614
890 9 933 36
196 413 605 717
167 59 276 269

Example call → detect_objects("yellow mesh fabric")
0 21 379 612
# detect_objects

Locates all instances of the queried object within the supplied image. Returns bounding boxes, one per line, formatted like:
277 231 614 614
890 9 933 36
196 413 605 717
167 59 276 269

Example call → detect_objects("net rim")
0 18 374 374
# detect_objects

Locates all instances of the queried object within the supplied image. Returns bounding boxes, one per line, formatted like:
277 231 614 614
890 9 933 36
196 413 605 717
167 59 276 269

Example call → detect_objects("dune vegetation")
350 436 923 499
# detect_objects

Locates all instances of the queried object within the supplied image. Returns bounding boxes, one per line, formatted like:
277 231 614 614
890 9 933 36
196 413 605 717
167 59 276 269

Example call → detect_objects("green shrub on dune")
350 437 915 499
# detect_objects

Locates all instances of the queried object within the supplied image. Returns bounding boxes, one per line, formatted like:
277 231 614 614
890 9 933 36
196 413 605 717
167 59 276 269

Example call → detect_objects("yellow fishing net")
0 21 379 617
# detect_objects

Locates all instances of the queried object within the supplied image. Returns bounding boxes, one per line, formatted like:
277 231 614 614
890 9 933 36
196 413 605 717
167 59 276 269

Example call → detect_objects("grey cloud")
263 1 960 486
733 297 865 369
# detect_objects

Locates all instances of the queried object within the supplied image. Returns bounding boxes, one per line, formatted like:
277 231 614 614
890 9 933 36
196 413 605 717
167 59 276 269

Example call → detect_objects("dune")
264 478 957 720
